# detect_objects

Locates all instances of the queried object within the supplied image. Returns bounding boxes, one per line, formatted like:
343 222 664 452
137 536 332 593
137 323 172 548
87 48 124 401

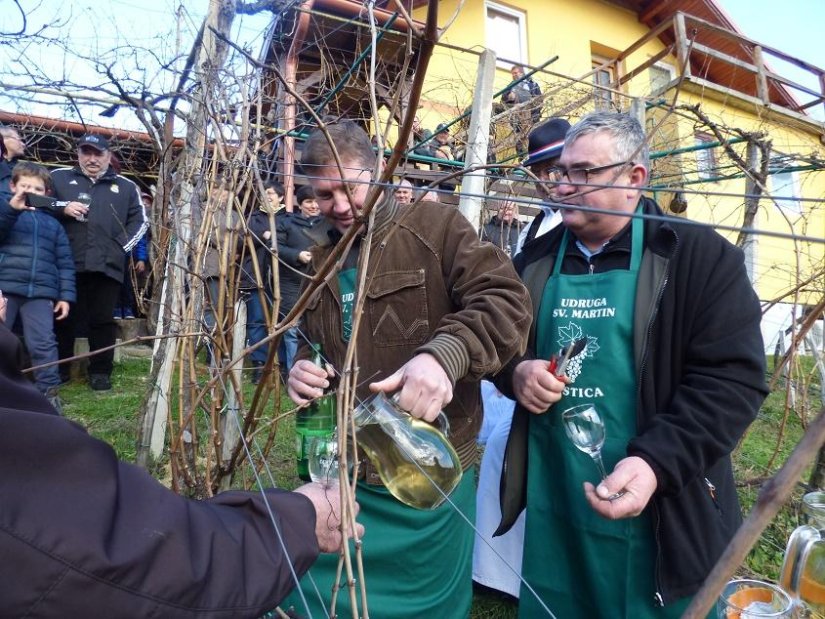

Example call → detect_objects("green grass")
58 354 823 617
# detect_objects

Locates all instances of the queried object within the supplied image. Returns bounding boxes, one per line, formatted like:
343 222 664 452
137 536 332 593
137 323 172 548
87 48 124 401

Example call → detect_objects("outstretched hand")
294 482 364 553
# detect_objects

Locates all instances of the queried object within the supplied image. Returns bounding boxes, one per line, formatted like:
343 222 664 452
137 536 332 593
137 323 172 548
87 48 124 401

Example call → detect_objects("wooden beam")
617 45 674 87
683 12 825 74
617 15 675 62
692 42 758 74
753 45 770 104
674 12 691 78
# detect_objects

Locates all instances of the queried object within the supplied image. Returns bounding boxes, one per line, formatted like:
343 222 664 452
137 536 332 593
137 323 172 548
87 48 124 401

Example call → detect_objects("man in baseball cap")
515 117 571 252
51 133 148 391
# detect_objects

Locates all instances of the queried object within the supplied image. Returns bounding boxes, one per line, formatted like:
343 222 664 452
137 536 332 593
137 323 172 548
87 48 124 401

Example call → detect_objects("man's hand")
512 359 567 413
64 200 89 221
134 260 146 275
9 190 33 211
288 358 333 405
583 456 657 519
298 250 312 264
294 482 365 553
368 353 452 423
54 301 70 321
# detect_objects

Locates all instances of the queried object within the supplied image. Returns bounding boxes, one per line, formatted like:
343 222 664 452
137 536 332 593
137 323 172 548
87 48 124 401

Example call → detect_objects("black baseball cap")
77 134 110 152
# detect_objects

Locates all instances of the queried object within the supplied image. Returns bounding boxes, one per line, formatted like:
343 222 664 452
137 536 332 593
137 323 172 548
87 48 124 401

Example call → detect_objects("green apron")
520 216 689 618
338 267 357 342
281 472 475 618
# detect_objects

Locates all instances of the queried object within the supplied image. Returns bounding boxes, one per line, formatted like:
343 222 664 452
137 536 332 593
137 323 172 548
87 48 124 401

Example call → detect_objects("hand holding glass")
561 403 625 501
75 192 91 222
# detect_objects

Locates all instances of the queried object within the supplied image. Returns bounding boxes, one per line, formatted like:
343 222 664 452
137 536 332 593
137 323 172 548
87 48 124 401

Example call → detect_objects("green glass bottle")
295 343 336 481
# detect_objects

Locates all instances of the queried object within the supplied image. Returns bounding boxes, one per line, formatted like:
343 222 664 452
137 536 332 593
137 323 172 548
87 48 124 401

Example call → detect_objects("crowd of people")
0 109 768 618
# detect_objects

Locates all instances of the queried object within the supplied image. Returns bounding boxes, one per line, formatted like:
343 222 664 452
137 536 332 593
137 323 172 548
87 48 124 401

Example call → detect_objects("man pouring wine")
283 120 531 619
493 112 768 617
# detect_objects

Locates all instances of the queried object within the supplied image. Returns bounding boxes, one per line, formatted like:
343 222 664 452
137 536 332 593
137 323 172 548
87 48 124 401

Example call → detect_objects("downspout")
283 0 315 213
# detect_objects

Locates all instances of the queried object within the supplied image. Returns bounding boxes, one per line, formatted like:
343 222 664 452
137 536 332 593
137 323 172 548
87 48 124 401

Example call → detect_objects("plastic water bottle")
294 343 335 481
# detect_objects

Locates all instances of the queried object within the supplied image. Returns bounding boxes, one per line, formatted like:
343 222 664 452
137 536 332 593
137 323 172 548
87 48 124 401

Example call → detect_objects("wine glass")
307 434 340 488
561 403 624 501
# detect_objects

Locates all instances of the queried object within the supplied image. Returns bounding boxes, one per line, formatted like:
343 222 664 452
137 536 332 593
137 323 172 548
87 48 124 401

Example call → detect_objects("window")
485 2 527 68
771 169 801 214
591 55 615 111
694 132 717 180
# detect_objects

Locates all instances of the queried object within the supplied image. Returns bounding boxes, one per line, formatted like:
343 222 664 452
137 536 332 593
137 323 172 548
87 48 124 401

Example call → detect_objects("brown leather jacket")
298 194 531 478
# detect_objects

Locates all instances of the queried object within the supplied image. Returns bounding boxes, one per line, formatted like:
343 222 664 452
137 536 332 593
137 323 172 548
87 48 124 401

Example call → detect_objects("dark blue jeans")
4 295 61 393
245 288 269 366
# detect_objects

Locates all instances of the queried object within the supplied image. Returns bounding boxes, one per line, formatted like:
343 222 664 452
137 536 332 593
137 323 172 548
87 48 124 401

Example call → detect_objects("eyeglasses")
541 160 634 185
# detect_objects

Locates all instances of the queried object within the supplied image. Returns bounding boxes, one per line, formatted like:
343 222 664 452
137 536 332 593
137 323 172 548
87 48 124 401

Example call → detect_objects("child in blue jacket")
0 162 76 408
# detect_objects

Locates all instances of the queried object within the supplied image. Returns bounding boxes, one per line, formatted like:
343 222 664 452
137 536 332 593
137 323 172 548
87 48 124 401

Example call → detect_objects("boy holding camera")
0 162 75 409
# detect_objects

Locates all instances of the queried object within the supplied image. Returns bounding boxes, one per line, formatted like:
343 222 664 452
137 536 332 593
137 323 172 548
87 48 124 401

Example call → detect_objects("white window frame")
591 55 616 111
485 1 528 69
771 169 802 215
694 132 717 181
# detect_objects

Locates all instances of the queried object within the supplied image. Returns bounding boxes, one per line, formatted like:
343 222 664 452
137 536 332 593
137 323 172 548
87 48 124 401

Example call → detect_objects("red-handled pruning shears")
548 337 588 378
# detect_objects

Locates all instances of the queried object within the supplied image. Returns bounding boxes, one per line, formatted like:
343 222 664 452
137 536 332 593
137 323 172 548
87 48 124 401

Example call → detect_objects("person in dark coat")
480 195 521 256
501 65 543 153
240 180 283 383
493 112 767 617
51 133 148 391
513 117 571 254
0 163 75 409
0 125 26 201
275 184 323 375
0 302 363 617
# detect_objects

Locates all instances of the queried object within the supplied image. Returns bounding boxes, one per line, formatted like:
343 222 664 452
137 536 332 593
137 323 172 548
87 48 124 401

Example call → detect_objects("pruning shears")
548 337 588 378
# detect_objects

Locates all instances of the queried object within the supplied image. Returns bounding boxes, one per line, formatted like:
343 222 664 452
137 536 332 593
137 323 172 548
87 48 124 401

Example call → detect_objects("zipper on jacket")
637 232 678 604
653 591 664 607
705 477 722 512
28 212 39 298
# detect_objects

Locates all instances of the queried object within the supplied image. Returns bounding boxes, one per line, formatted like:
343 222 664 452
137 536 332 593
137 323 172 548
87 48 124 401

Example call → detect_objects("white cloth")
473 380 524 598
514 206 562 255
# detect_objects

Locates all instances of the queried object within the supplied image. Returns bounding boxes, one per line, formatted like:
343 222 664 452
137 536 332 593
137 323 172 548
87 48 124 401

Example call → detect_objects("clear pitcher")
352 392 462 510
780 492 825 616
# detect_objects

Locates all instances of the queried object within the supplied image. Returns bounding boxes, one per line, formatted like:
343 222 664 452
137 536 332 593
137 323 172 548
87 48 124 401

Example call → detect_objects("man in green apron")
494 112 768 617
284 120 531 618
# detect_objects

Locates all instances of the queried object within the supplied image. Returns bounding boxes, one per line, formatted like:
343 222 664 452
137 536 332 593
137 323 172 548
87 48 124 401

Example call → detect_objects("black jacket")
51 165 148 283
495 197 768 604
0 158 11 202
240 207 279 290
480 215 521 256
276 211 324 314
0 320 320 617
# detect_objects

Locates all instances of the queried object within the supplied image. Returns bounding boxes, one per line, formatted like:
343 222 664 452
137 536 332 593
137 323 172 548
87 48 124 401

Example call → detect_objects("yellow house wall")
659 97 825 303
409 0 824 303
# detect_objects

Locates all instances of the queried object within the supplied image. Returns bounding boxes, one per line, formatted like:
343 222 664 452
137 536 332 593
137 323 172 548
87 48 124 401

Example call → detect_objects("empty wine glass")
307 434 339 488
561 403 625 501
